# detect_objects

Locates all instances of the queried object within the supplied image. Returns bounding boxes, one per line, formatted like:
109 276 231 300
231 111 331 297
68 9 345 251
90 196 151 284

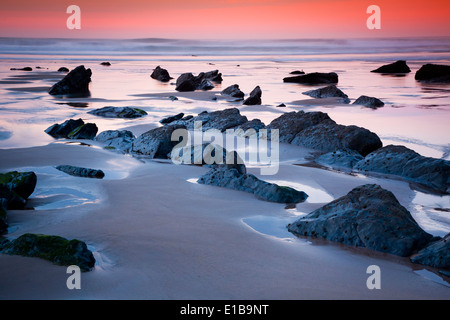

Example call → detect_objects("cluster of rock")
371 60 450 83
45 118 98 140
287 184 449 269
174 70 223 92
221 84 263 105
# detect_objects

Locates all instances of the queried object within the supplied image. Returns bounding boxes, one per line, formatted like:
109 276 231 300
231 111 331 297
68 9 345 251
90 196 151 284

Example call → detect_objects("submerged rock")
95 130 136 153
302 85 350 104
352 95 384 108
151 66 173 82
198 166 308 204
283 72 338 84
56 165 105 179
48 65 92 96
415 64 450 83
243 86 262 105
0 233 96 272
410 233 450 268
287 184 433 257
88 106 147 119
221 84 245 98
353 145 450 194
371 60 411 73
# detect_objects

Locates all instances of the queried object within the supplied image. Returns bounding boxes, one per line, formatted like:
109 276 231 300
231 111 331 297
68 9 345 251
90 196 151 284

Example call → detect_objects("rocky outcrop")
283 72 338 84
0 233 96 272
95 130 136 153
243 86 262 105
48 65 92 96
371 60 411 73
198 166 308 204
88 106 147 119
353 145 450 194
56 165 105 179
352 95 384 108
151 66 172 82
131 124 186 159
221 84 245 99
415 64 450 83
45 119 97 140
287 184 433 257
302 85 350 104
410 233 450 268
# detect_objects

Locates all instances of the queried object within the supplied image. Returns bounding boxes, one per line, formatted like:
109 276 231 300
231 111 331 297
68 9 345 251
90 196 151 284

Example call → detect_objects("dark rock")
233 119 266 137
203 70 223 82
0 171 37 201
87 106 147 119
415 64 450 83
175 71 221 91
283 72 338 84
371 60 411 73
290 70 305 75
10 67 32 71
0 233 96 272
95 130 135 153
221 84 245 98
302 85 350 104
100 62 111 66
67 123 98 140
291 119 382 156
175 73 197 92
198 167 308 204
58 67 69 72
352 95 384 108
56 165 104 179
183 108 248 132
131 124 186 159
45 119 85 139
276 103 286 107
266 111 331 143
315 149 364 170
243 86 262 105
410 233 450 268
169 95 178 101
151 66 173 82
160 113 185 124
197 79 215 91
0 199 7 234
353 145 450 194
287 184 433 256
48 65 92 96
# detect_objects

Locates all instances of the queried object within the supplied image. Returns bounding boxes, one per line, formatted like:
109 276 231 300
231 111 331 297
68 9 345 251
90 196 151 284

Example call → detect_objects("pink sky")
1 0 449 39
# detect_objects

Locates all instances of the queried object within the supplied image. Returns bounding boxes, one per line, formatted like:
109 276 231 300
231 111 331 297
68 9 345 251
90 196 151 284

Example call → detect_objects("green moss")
133 108 147 115
67 124 84 138
104 146 116 150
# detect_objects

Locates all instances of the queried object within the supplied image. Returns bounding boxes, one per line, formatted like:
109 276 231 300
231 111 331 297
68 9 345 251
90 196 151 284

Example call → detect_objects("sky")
0 0 449 39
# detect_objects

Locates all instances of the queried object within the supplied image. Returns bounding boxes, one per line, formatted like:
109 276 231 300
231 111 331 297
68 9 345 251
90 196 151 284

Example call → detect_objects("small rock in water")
151 66 173 82
243 86 262 105
58 67 69 72
56 165 105 179
100 62 111 66
88 106 147 119
221 84 245 98
48 65 92 96
415 63 450 83
352 95 384 108
283 72 338 84
302 85 350 104
371 60 411 73
10 67 32 71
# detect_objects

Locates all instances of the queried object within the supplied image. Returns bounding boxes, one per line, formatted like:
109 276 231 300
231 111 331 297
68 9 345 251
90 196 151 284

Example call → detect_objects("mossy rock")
0 171 37 199
1 233 96 271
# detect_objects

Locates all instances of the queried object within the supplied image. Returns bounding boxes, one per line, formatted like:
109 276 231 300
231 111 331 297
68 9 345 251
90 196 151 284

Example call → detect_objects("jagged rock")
353 145 450 194
291 119 382 156
415 64 450 83
183 108 248 132
151 66 173 82
197 79 215 91
160 113 185 124
175 71 221 91
198 166 308 204
56 165 105 179
95 130 135 153
87 106 147 119
131 124 186 159
48 65 92 96
302 85 350 104
352 95 384 108
202 70 223 82
175 73 197 92
0 233 96 272
283 72 338 84
410 233 450 268
243 86 262 105
221 84 245 98
45 119 85 139
287 184 433 257
67 123 98 140
371 60 411 73
266 111 331 143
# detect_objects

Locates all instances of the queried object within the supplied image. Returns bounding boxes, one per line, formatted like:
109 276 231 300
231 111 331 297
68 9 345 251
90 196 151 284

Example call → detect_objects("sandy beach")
0 37 449 301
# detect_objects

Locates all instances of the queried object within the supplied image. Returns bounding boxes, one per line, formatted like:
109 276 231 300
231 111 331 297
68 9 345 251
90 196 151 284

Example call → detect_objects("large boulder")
287 184 433 257
283 72 338 84
95 130 136 153
243 86 262 105
221 84 245 98
302 85 350 104
56 165 105 179
415 64 450 83
87 106 147 119
266 111 331 143
353 145 450 194
48 65 92 96
371 60 411 73
0 171 37 213
290 119 382 156
198 167 308 204
0 233 96 272
410 233 450 268
131 124 186 159
150 66 173 82
352 95 384 109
